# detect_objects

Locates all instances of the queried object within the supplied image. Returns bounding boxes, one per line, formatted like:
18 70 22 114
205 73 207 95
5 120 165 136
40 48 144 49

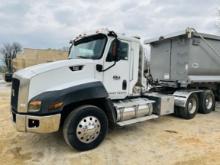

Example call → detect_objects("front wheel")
63 105 108 151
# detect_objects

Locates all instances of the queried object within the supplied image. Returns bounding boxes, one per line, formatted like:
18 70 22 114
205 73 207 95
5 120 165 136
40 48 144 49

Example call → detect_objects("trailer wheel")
63 105 108 151
179 94 199 119
199 91 215 114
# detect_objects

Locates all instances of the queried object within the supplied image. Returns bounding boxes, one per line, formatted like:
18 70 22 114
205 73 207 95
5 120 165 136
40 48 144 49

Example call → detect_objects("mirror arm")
98 61 116 72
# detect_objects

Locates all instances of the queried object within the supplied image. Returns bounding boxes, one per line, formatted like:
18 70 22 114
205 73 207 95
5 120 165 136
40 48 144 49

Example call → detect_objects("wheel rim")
205 95 213 109
76 116 101 143
188 97 197 114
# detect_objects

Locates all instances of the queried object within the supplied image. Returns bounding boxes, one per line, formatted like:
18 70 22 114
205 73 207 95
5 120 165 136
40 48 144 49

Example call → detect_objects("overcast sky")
0 0 220 49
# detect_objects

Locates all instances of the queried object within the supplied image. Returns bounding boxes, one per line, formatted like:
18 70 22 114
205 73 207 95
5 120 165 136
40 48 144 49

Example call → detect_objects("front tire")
63 105 108 151
179 94 199 119
199 90 215 114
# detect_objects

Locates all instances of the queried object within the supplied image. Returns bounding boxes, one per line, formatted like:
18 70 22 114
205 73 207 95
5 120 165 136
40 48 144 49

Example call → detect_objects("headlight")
28 100 42 112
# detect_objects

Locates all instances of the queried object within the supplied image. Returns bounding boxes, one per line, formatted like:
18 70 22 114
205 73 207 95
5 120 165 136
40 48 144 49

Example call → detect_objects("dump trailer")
10 28 219 151
145 28 220 91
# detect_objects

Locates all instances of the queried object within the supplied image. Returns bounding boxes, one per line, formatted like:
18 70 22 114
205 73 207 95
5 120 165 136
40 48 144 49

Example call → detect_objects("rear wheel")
174 107 181 117
179 94 199 119
63 105 108 151
215 87 220 101
199 90 215 114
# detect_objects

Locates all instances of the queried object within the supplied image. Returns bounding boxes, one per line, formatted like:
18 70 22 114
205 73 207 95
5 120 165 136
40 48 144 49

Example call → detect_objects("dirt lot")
0 82 220 165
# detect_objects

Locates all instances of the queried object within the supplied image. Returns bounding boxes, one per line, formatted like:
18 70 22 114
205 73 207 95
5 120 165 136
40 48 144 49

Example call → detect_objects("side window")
106 40 117 62
106 40 129 62
118 41 128 60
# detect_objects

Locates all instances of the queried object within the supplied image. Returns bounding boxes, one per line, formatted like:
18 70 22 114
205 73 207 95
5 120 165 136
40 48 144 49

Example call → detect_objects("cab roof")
73 29 141 43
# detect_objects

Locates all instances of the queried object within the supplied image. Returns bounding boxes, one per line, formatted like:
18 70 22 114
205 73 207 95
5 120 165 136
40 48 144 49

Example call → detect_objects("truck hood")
14 59 96 79
13 59 101 100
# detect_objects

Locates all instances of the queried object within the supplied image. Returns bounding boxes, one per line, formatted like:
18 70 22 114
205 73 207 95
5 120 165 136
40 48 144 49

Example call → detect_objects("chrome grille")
11 78 20 112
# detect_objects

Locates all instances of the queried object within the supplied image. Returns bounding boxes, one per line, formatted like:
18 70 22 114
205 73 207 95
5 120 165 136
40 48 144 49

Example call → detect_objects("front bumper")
12 112 61 133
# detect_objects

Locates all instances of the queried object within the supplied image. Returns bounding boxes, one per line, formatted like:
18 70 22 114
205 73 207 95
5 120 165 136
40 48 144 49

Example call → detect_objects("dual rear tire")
176 94 199 119
199 91 215 114
175 90 215 119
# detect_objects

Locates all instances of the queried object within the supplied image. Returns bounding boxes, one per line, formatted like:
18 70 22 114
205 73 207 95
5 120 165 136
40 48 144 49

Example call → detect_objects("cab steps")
116 114 159 127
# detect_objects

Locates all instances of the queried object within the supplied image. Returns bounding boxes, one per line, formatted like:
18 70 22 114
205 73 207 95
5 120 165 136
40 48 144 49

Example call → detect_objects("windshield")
69 34 107 59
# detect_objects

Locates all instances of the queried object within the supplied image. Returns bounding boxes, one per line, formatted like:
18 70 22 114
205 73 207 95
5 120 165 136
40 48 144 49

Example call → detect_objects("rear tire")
199 90 215 114
215 87 220 101
174 107 181 117
63 105 108 151
179 94 199 119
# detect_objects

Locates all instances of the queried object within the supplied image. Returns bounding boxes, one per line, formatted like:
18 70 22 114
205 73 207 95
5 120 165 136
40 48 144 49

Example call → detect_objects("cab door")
103 39 130 99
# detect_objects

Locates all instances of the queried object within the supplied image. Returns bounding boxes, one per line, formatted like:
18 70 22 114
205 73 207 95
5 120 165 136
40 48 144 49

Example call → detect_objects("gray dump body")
145 29 220 87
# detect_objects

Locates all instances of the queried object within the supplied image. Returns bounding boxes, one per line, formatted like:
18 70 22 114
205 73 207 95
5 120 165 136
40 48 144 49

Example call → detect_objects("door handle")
122 80 127 90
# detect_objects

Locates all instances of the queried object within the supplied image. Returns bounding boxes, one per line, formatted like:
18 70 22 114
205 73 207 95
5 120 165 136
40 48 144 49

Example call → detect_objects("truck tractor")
11 28 220 151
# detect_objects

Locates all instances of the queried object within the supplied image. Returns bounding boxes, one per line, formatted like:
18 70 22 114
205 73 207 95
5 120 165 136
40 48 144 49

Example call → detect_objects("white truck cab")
11 28 216 151
67 30 146 99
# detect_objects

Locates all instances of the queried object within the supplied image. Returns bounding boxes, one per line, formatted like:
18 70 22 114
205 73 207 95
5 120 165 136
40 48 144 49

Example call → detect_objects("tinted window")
118 41 128 60
106 40 129 62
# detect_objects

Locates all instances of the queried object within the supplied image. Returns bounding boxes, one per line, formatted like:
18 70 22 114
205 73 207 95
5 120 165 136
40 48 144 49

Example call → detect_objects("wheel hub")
205 95 213 109
76 116 101 143
188 98 197 114
188 102 193 110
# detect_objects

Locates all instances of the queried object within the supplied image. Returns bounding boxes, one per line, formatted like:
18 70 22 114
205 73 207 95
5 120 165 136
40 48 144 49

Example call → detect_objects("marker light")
48 101 64 111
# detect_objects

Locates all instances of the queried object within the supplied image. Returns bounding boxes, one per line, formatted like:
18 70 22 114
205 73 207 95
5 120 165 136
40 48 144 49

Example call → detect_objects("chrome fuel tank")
113 98 154 122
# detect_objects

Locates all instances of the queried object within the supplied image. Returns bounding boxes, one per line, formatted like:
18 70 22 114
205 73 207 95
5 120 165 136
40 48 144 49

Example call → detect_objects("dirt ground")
0 82 220 165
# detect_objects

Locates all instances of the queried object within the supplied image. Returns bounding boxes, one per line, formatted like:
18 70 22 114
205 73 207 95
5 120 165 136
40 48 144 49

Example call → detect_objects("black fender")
28 81 117 123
